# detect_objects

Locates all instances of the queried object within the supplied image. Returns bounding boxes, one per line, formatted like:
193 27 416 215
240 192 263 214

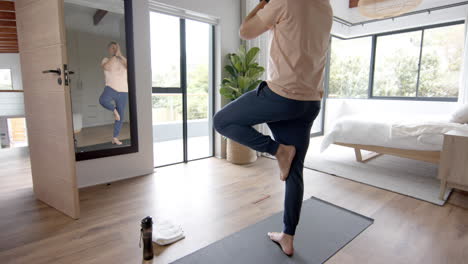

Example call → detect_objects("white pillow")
450 104 468 124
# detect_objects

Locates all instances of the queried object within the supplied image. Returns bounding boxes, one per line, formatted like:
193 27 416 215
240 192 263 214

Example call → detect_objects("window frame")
327 20 464 102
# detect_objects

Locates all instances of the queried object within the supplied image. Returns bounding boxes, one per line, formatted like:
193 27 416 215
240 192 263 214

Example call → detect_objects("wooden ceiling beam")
0 50 18 53
93 9 108 25
0 11 15 20
0 33 16 38
0 39 16 43
0 1 15 12
0 2 17 53
0 38 16 42
0 20 15 27
0 43 17 47
0 27 16 33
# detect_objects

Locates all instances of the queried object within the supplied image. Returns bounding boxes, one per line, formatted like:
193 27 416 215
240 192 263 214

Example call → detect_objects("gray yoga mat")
171 197 373 264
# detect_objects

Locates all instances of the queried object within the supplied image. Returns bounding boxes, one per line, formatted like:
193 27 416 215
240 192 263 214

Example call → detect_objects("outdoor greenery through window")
328 23 464 100
373 31 421 97
329 37 371 98
150 13 211 122
150 11 214 165
0 69 13 90
418 25 464 97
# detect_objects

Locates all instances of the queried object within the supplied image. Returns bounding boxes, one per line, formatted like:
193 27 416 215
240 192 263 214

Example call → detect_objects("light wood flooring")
75 123 130 147
1 147 468 263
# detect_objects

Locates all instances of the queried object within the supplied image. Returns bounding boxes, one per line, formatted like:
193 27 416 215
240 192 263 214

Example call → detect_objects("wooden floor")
75 123 130 147
1 148 468 264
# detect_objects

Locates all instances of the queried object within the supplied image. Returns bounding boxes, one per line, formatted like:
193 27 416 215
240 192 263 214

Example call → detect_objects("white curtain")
242 0 270 79
459 11 468 104
242 0 273 142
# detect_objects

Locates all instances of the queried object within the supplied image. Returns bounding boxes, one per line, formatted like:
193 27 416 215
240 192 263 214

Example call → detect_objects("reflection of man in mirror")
99 41 128 145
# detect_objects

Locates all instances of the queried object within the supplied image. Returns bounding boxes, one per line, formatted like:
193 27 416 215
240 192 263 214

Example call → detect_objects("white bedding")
321 114 468 152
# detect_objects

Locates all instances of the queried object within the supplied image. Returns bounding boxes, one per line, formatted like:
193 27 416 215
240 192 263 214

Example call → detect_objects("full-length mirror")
64 0 138 160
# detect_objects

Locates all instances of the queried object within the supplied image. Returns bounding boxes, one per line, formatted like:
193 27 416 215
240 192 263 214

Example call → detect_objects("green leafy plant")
220 45 265 101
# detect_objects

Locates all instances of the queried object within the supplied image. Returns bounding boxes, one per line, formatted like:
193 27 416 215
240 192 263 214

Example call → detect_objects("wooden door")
16 0 79 219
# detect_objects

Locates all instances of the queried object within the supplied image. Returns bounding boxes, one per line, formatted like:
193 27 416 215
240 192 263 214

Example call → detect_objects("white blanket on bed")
321 114 468 152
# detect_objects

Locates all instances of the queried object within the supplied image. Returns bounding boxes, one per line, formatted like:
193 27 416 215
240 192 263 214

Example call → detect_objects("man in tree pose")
213 0 333 256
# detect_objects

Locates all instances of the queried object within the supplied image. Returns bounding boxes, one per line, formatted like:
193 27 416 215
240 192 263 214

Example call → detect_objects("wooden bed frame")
334 142 441 164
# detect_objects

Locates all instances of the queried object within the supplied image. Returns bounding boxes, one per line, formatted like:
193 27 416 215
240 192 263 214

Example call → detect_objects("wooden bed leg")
354 148 363 162
354 148 383 163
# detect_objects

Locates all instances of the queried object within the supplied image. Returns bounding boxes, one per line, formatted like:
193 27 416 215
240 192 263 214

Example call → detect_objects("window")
327 22 464 101
7 117 28 148
373 31 422 97
329 37 372 98
418 24 464 98
150 11 215 167
0 69 13 90
150 12 181 88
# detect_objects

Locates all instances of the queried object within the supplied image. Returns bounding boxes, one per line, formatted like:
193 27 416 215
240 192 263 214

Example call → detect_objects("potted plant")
219 45 265 165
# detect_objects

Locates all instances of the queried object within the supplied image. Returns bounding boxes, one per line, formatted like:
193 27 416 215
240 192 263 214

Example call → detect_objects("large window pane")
150 12 180 88
419 25 464 98
329 37 371 98
0 69 13 90
186 19 213 160
152 94 183 166
373 31 422 97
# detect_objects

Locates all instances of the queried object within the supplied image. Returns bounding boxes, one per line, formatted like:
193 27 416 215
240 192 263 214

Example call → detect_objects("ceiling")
0 0 17 53
331 0 467 25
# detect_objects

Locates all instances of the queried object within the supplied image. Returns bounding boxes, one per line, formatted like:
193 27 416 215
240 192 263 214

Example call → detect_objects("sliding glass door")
186 19 214 160
150 12 214 167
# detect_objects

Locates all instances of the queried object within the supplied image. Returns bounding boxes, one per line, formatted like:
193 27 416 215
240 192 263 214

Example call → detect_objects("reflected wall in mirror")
64 0 138 160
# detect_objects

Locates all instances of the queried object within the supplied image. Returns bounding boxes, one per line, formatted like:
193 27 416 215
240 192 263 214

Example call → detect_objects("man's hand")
239 0 269 40
115 43 122 57
251 0 268 18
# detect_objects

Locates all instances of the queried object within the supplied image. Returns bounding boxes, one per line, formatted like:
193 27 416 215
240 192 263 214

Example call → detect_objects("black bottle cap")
141 216 153 229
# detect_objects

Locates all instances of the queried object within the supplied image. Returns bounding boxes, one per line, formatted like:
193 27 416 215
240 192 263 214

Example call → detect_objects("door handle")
42 68 62 75
64 64 75 86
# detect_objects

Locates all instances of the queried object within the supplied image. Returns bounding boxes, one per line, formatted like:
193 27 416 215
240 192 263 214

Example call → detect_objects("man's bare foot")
267 232 294 256
112 137 122 145
275 144 296 181
113 109 120 121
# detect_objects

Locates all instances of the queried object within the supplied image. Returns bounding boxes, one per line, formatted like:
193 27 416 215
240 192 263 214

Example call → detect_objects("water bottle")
140 216 154 260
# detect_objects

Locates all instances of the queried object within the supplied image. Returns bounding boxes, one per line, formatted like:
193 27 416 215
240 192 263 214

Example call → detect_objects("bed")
321 114 468 164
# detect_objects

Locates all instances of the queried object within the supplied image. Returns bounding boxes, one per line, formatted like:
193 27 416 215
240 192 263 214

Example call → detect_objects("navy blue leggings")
213 81 321 235
99 86 128 138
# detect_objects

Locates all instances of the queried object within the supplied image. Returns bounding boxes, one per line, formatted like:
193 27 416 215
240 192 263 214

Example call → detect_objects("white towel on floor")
152 220 185 246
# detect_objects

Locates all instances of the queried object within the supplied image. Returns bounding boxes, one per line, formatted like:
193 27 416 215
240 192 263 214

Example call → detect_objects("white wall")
348 6 468 38
76 0 154 187
332 5 468 38
0 54 24 116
